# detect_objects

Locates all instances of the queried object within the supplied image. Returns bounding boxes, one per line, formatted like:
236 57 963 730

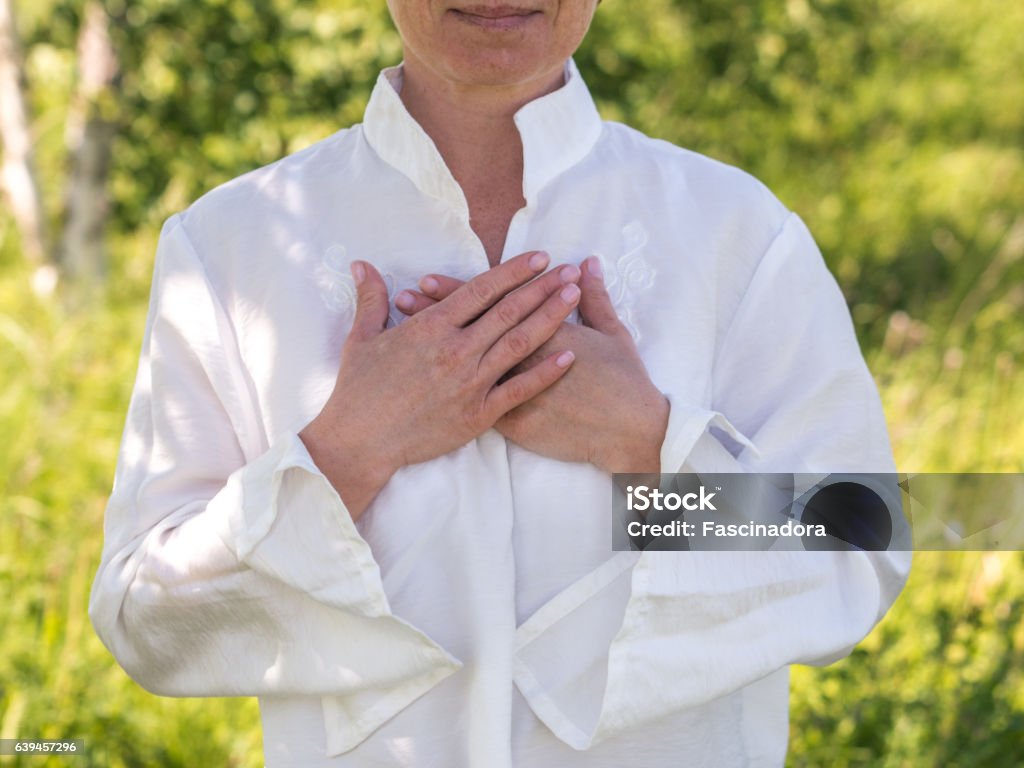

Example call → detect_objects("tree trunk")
59 0 118 284
0 0 48 265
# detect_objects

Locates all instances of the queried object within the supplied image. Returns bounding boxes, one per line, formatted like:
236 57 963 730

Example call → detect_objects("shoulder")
175 125 366 243
595 120 790 233
153 125 370 306
585 121 809 329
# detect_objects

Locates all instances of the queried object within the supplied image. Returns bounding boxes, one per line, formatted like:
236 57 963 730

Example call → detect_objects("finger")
393 272 467 316
467 262 579 345
418 274 465 300
578 256 625 335
401 263 576 318
478 280 580 380
484 350 575 421
394 290 439 316
349 261 390 341
441 250 550 325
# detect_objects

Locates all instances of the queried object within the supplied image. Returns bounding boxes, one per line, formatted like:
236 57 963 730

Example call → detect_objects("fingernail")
555 350 575 368
559 264 580 284
587 256 603 279
529 251 550 271
395 291 415 310
350 261 366 286
560 284 580 303
419 276 440 294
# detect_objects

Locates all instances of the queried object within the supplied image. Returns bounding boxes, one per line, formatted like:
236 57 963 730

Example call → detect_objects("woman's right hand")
299 250 581 519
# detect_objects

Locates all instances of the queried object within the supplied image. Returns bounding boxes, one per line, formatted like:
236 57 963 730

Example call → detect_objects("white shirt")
89 60 910 767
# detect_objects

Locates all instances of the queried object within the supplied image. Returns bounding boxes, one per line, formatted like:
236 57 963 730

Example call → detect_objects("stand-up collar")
362 59 603 215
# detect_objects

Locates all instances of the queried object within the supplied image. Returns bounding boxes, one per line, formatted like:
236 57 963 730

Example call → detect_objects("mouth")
449 5 543 31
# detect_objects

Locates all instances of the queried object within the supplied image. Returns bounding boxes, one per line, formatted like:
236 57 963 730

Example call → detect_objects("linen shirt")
89 60 911 767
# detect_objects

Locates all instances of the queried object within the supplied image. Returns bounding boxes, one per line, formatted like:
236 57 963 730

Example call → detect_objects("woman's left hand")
395 257 669 474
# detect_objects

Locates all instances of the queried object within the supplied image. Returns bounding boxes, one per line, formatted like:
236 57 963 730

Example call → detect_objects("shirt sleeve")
512 212 911 749
88 214 460 754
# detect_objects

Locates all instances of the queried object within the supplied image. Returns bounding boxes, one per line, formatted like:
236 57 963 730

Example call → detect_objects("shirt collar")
362 59 603 215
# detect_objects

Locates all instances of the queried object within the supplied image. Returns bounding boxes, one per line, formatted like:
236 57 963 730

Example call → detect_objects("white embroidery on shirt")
315 244 356 313
317 224 654 338
594 221 655 342
315 243 406 327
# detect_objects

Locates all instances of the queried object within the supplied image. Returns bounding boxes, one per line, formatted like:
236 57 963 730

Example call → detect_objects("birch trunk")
59 0 118 283
0 0 48 265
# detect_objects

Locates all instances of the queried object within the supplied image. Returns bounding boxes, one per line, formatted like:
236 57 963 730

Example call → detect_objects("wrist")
300 413 397 520
596 392 669 475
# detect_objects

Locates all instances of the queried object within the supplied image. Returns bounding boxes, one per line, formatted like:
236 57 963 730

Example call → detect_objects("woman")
90 2 909 766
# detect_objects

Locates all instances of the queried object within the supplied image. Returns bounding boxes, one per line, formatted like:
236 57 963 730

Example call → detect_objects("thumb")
349 261 390 341
578 256 623 334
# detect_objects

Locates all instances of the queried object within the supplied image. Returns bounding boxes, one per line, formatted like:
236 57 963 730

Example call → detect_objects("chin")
442 46 559 87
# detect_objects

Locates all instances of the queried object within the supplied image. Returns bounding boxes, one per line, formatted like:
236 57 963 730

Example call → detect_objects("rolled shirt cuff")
659 395 760 475
212 432 392 617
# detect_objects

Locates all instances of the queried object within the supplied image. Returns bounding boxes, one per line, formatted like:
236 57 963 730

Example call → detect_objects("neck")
398 52 565 192
397 53 567 265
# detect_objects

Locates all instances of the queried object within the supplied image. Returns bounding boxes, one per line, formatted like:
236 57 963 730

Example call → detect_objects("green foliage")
789 552 1024 768
576 0 1024 351
103 0 400 230
1 0 1021 765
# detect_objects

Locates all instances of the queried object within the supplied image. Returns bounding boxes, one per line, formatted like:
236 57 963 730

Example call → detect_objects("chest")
465 183 527 267
216 178 721 443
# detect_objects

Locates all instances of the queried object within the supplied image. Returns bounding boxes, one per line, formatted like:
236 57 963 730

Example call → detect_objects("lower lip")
450 10 541 31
